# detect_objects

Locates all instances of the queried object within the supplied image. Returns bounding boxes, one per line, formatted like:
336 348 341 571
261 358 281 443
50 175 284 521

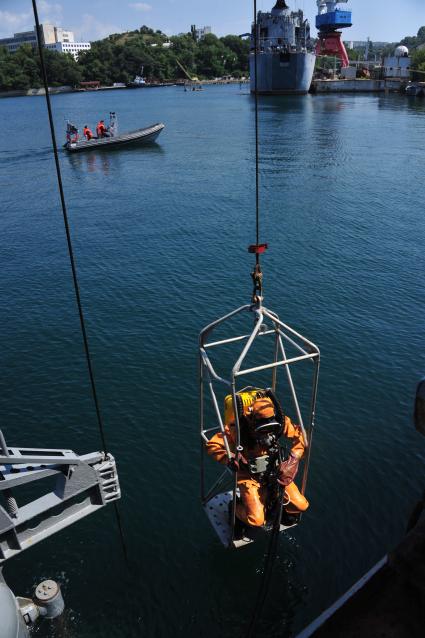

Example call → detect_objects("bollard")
34 580 64 619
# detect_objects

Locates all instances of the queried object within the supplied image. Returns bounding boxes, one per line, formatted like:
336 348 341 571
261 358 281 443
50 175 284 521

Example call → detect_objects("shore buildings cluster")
0 1 422 96
0 23 91 60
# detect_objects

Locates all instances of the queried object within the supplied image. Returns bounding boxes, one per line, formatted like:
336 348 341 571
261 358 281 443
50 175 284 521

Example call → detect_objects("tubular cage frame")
199 302 320 546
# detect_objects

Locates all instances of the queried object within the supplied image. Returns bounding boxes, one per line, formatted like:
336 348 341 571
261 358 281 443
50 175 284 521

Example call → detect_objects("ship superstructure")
250 0 315 95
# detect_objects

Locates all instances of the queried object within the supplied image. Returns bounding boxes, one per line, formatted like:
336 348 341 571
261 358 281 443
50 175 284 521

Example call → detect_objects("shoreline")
0 78 249 99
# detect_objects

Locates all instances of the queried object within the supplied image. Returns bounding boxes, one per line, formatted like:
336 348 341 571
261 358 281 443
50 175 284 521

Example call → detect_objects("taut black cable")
31 0 129 566
254 0 260 266
244 488 284 638
249 0 266 304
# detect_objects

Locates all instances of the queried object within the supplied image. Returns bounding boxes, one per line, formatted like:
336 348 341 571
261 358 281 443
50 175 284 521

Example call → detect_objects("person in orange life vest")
83 125 93 140
96 120 108 138
206 395 309 529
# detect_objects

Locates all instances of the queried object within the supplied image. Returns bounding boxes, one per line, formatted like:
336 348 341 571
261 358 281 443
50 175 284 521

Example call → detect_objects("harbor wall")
312 78 407 93
0 79 247 99
0 86 73 99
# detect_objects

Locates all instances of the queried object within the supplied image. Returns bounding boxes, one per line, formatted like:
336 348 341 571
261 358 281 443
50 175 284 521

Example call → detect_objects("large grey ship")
250 0 316 95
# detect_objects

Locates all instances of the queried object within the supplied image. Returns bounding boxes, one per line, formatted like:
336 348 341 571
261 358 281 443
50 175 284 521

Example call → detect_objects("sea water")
1 85 425 637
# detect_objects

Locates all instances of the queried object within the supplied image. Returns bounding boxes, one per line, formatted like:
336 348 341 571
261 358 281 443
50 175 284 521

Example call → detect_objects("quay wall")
0 86 73 99
312 78 407 93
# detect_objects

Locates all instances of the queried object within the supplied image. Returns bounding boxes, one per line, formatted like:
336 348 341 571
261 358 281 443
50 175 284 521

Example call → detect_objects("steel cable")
243 7 284 634
31 0 129 567
244 476 284 638
254 0 260 266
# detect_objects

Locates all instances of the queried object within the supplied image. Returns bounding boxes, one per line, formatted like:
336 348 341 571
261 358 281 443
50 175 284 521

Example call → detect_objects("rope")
31 0 129 567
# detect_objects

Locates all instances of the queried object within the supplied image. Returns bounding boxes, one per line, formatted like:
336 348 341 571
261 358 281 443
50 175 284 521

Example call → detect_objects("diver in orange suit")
206 394 309 532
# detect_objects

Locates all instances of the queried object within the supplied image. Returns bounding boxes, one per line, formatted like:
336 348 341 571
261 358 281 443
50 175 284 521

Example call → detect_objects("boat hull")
65 123 164 153
250 51 316 95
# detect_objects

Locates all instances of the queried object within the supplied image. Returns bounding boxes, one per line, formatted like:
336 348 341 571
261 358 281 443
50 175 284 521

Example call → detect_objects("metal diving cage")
199 301 320 549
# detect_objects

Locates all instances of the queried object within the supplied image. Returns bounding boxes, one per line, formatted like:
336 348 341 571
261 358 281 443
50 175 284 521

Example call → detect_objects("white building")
0 23 90 60
383 46 411 79
53 27 75 44
190 25 212 41
150 41 172 49
45 41 91 60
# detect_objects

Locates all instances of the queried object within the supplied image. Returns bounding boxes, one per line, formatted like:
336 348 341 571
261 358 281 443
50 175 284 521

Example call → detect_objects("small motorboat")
405 82 425 97
64 112 164 153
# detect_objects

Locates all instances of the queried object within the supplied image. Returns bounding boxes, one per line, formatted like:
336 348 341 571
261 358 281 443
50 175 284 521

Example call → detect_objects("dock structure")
296 496 425 637
312 78 408 93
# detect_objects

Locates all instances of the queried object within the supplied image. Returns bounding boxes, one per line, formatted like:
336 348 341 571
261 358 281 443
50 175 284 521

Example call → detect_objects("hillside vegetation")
0 26 250 91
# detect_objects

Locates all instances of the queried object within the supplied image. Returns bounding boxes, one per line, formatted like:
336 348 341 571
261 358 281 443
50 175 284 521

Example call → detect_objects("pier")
311 78 408 93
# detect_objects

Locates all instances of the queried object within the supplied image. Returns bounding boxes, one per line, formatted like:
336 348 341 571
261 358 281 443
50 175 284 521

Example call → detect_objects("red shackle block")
248 243 268 254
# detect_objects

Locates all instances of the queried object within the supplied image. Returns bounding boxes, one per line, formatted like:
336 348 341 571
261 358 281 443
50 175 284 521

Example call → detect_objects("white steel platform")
204 491 296 549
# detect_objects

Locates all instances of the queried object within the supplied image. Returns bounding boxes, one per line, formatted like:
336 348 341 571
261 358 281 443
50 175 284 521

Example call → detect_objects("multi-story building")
0 30 38 51
346 40 390 50
190 25 212 41
0 24 90 60
44 41 91 60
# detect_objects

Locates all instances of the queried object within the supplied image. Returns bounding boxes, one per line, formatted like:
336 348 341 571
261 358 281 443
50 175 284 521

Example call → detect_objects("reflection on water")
66 143 165 176
68 151 111 175
377 93 425 115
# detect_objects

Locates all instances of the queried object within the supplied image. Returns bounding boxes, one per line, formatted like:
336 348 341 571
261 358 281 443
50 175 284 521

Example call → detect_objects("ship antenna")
273 0 289 10
31 0 130 567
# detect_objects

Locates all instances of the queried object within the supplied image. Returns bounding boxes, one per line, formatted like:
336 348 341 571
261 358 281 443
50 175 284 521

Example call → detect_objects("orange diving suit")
206 392 309 528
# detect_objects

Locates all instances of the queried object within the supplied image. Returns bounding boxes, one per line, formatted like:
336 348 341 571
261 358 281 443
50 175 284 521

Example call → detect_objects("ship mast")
273 0 289 9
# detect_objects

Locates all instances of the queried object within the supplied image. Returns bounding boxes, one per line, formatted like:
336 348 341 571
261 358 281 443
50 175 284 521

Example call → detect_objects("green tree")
411 48 425 72
416 26 425 44
220 35 250 74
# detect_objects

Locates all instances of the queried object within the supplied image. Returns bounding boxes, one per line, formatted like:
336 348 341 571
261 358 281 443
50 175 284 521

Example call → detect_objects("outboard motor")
109 112 118 138
66 121 78 144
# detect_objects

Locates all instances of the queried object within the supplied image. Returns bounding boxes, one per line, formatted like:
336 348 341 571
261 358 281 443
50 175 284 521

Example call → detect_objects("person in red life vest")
83 125 94 140
206 393 309 538
96 120 109 138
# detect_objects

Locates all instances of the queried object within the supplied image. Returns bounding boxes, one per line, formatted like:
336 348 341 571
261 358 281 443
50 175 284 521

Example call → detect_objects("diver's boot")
284 482 309 512
281 481 308 526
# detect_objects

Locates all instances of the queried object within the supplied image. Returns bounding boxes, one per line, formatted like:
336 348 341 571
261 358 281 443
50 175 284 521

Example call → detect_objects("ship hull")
250 51 316 94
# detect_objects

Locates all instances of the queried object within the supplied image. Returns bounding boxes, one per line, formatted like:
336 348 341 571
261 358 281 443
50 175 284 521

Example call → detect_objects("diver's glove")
278 452 300 486
228 452 249 473
227 454 240 472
